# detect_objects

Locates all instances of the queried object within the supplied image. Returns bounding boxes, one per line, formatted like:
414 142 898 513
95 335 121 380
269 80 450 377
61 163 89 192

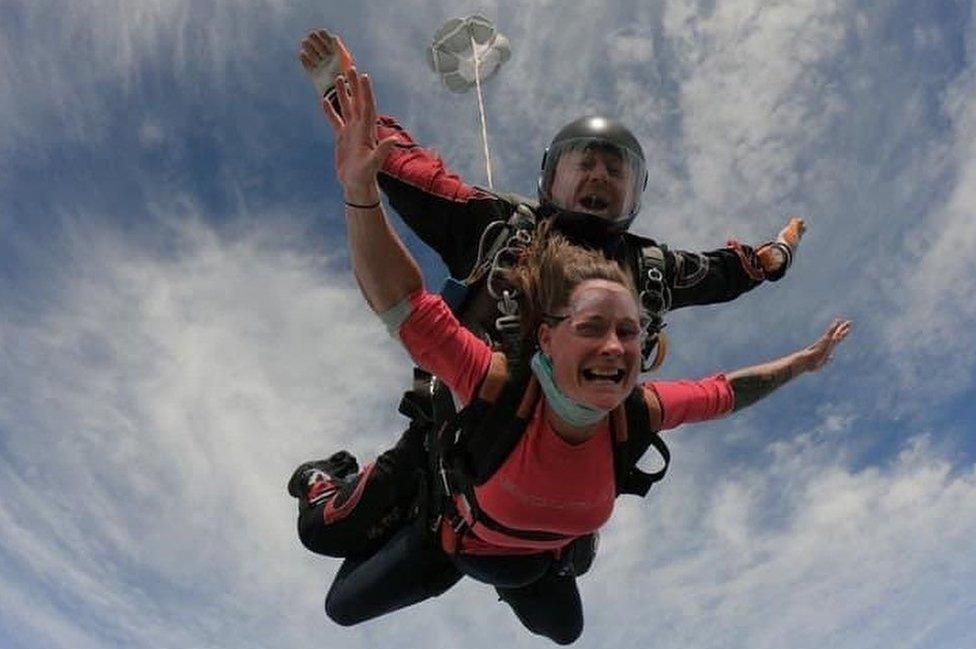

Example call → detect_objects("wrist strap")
344 199 381 210
770 241 794 269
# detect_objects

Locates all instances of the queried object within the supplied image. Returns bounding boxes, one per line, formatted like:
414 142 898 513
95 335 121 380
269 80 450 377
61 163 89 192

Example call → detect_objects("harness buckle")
494 289 521 333
438 460 452 495
452 516 468 534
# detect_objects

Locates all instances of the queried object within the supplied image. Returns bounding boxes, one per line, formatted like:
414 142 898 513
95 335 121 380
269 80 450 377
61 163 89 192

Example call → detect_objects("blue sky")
2 1 975 648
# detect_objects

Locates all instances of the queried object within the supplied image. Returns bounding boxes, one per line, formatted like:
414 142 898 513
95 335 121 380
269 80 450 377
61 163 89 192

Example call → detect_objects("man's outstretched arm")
300 29 512 279
664 216 806 310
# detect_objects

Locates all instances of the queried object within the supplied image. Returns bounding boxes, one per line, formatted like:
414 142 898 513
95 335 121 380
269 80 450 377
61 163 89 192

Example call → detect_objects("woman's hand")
728 318 852 412
321 68 397 203
797 318 852 372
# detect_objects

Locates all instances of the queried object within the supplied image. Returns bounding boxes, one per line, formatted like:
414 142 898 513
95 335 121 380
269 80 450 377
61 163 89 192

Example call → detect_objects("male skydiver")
289 29 806 561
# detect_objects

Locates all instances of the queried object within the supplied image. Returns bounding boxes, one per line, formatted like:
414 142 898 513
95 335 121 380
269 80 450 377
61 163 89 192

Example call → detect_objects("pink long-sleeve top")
399 291 734 555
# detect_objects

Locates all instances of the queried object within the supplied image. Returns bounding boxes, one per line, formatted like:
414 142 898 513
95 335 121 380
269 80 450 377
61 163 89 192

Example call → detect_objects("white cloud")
592 422 976 649
3 0 976 647
884 61 976 399
607 28 656 65
0 210 413 647
661 0 854 229
1 200 973 649
0 0 302 154
138 118 166 148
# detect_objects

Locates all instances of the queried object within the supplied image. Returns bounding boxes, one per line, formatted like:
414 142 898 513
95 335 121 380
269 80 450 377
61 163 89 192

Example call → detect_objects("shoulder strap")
465 364 538 484
614 388 671 497
488 191 539 213
430 353 535 486
632 240 672 371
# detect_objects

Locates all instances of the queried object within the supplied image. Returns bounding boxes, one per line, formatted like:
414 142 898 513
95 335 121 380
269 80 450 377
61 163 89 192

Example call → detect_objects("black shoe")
287 450 359 502
393 422 428 467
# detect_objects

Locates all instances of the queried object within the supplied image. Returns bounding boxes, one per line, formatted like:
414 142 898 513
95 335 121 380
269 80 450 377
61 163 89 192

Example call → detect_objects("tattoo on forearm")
731 365 795 412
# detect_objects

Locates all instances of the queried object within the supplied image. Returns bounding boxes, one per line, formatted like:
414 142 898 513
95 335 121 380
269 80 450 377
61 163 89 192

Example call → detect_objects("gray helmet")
538 116 648 233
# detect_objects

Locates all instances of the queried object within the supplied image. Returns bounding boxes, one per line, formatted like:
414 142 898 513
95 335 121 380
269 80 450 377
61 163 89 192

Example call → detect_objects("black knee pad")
550 618 583 645
324 590 364 627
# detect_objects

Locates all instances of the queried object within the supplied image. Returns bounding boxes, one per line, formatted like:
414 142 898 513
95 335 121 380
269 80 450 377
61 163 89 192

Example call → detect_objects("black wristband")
757 241 793 282
344 199 381 210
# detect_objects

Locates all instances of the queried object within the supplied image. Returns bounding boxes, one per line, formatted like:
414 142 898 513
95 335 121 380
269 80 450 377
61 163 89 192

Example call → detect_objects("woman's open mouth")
581 368 626 383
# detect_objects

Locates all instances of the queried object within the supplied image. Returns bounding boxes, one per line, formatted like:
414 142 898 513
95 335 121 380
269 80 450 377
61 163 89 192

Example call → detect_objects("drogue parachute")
427 15 511 188
427 15 511 93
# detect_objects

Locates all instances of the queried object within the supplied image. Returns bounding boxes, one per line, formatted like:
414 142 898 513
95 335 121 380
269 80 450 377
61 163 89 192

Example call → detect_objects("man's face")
548 147 636 221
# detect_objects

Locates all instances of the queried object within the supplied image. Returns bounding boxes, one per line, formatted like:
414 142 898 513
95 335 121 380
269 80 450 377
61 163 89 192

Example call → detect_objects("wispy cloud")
0 210 411 647
595 421 976 649
2 0 976 647
2 207 974 648
884 53 976 401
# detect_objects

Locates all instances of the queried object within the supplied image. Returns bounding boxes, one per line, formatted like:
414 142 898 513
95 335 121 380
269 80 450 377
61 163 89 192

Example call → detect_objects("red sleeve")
398 291 493 405
644 374 734 430
374 115 509 279
377 115 485 202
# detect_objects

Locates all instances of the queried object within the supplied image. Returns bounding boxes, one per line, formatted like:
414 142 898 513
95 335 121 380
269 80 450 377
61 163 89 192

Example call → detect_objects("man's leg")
290 421 427 558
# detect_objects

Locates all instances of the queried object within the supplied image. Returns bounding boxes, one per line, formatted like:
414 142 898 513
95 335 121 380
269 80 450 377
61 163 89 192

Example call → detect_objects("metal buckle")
439 460 452 494
494 289 520 332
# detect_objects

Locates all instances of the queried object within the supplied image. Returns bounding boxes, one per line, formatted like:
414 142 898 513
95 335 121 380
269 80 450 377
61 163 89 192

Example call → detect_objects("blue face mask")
530 351 609 428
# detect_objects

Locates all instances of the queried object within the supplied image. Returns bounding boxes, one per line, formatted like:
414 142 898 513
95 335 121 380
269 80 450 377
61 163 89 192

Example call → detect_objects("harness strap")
457 491 577 543
619 432 671 496
637 243 672 371
615 389 671 497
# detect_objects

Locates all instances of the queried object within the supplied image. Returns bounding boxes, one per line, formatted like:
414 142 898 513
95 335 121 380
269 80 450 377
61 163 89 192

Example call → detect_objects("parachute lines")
428 15 510 189
471 35 494 189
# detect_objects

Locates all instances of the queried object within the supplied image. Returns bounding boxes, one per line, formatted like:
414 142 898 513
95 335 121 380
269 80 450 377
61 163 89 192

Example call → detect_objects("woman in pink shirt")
300 68 851 644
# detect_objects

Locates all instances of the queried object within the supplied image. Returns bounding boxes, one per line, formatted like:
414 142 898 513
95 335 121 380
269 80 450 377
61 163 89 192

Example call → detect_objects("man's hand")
777 216 806 249
757 215 806 275
300 29 356 98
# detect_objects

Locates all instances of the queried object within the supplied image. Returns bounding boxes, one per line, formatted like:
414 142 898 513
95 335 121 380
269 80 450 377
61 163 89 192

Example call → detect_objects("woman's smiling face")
538 279 642 412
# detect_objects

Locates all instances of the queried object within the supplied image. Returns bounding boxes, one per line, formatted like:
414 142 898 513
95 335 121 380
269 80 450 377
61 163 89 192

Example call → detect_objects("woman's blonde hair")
503 221 638 346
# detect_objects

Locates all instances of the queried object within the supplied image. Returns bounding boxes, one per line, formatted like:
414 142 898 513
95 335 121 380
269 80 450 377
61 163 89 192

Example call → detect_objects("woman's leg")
451 552 551 588
452 552 583 644
324 521 463 626
495 567 583 646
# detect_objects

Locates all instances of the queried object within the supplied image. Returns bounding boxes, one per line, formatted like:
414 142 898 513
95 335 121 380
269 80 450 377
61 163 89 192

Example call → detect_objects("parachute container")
428 15 511 93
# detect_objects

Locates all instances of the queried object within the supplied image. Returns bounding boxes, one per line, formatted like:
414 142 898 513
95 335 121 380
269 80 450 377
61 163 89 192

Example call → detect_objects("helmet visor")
541 137 646 223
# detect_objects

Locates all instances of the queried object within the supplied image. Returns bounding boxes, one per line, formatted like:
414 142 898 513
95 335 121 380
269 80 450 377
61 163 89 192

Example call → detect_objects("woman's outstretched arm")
647 319 852 430
323 67 421 313
727 319 852 411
